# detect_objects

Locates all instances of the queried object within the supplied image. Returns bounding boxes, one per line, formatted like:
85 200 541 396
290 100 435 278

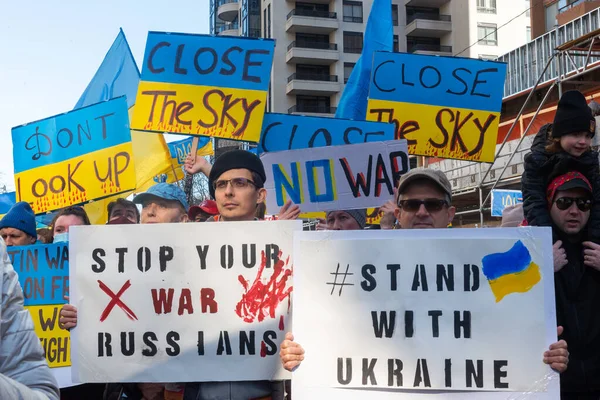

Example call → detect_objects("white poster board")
260 140 409 213
292 228 559 399
69 220 302 383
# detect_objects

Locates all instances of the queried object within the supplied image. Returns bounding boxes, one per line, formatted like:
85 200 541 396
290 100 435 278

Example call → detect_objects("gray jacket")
0 240 60 400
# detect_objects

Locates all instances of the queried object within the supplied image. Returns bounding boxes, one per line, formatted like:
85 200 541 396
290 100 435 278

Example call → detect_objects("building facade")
210 0 531 116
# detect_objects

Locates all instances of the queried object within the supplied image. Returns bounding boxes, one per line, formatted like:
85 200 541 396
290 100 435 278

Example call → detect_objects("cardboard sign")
292 228 558 399
367 53 506 162
366 207 382 225
491 190 523 217
258 113 395 153
132 32 275 142
9 243 72 386
70 221 302 383
12 97 135 214
261 140 409 213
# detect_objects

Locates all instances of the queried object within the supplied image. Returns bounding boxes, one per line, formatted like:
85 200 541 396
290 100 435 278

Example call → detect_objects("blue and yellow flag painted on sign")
482 240 541 302
131 32 275 143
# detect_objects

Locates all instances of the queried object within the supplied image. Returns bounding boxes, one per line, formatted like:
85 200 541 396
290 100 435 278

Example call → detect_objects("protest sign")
258 113 395 153
69 221 301 383
292 228 558 399
0 192 16 219
8 243 72 387
367 53 506 162
491 189 522 217
168 136 213 165
261 140 409 213
12 97 135 214
366 208 383 225
131 32 275 143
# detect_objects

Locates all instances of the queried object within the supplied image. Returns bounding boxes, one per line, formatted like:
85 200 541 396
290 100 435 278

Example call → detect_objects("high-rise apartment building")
209 0 531 116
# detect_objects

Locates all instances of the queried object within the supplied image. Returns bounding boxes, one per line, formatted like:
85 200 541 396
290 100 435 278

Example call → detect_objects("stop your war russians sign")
132 32 275 142
69 221 301 383
292 228 559 400
260 140 409 213
12 97 135 214
367 52 506 163
8 243 73 388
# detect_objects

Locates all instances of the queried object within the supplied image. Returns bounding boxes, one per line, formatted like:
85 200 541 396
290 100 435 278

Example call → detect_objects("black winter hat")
208 150 267 199
552 90 596 138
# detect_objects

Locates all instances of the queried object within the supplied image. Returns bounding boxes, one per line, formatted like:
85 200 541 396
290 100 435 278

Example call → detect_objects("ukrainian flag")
482 240 541 303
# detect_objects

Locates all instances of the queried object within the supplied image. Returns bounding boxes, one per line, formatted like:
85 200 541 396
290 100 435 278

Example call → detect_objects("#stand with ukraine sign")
291 228 559 399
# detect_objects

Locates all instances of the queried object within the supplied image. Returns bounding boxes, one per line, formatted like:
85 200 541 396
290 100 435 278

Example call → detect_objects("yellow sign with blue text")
12 97 135 214
367 53 507 162
132 32 275 143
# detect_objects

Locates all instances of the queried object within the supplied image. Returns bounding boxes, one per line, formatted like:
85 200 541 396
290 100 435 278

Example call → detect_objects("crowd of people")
0 89 599 399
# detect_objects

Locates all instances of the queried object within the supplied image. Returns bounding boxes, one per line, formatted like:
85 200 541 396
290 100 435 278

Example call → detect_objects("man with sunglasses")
394 168 455 229
546 171 600 399
280 168 569 379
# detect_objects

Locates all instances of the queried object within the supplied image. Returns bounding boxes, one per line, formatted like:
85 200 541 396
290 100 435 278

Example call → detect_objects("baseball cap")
188 200 219 220
546 171 592 204
133 183 189 211
397 168 453 202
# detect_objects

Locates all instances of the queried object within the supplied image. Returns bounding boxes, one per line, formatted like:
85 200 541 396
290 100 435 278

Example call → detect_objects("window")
393 35 399 52
296 95 331 114
478 23 498 46
296 64 330 81
545 2 559 32
392 5 399 26
526 26 531 41
344 31 363 53
477 0 496 14
263 8 267 38
267 4 271 39
344 62 355 83
343 1 363 23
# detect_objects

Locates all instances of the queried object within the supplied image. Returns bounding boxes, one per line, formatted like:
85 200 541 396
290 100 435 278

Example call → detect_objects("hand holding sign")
184 153 212 177
280 332 304 372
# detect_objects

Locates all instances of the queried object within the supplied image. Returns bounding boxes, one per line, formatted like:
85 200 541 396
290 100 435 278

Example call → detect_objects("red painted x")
98 280 138 322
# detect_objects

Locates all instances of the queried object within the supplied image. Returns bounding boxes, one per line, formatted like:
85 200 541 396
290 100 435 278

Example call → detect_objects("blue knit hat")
0 202 37 238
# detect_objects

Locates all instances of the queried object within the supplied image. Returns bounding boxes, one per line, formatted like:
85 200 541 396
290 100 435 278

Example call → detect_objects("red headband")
546 171 592 204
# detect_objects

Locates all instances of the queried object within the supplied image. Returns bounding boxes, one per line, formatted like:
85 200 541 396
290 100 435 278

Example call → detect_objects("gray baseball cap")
397 168 453 202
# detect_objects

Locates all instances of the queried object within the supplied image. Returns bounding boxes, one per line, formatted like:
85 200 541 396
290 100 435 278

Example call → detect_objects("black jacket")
522 124 600 242
554 232 600 394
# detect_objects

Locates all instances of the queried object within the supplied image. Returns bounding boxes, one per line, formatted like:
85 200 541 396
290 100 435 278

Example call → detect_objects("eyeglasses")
213 177 256 191
398 199 448 213
554 197 592 211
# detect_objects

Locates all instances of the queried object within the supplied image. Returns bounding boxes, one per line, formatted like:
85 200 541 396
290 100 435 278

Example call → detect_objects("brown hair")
107 198 140 223
50 206 91 233
255 202 266 220
36 228 54 244
545 137 563 153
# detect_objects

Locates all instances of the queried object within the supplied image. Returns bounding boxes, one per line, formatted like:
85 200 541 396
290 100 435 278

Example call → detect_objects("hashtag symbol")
326 263 354 296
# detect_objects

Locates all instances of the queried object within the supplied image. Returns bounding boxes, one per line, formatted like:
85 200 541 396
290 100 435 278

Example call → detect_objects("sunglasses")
398 199 448 213
554 197 592 211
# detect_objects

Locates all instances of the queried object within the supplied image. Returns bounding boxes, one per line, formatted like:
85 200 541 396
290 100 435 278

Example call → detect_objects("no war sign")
260 140 409 213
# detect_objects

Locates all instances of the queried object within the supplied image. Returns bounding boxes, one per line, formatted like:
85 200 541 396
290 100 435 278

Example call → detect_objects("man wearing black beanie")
184 149 283 399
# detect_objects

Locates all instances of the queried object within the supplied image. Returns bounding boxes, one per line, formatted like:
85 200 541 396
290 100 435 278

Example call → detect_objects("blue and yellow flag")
482 240 541 303
335 0 393 120
73 29 174 223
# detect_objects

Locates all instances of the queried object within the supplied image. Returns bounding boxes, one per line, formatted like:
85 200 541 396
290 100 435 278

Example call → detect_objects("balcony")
286 9 339 34
286 41 339 65
405 0 450 6
406 13 452 38
557 0 600 26
217 23 239 36
286 73 341 95
288 105 337 117
408 43 453 56
217 0 239 22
